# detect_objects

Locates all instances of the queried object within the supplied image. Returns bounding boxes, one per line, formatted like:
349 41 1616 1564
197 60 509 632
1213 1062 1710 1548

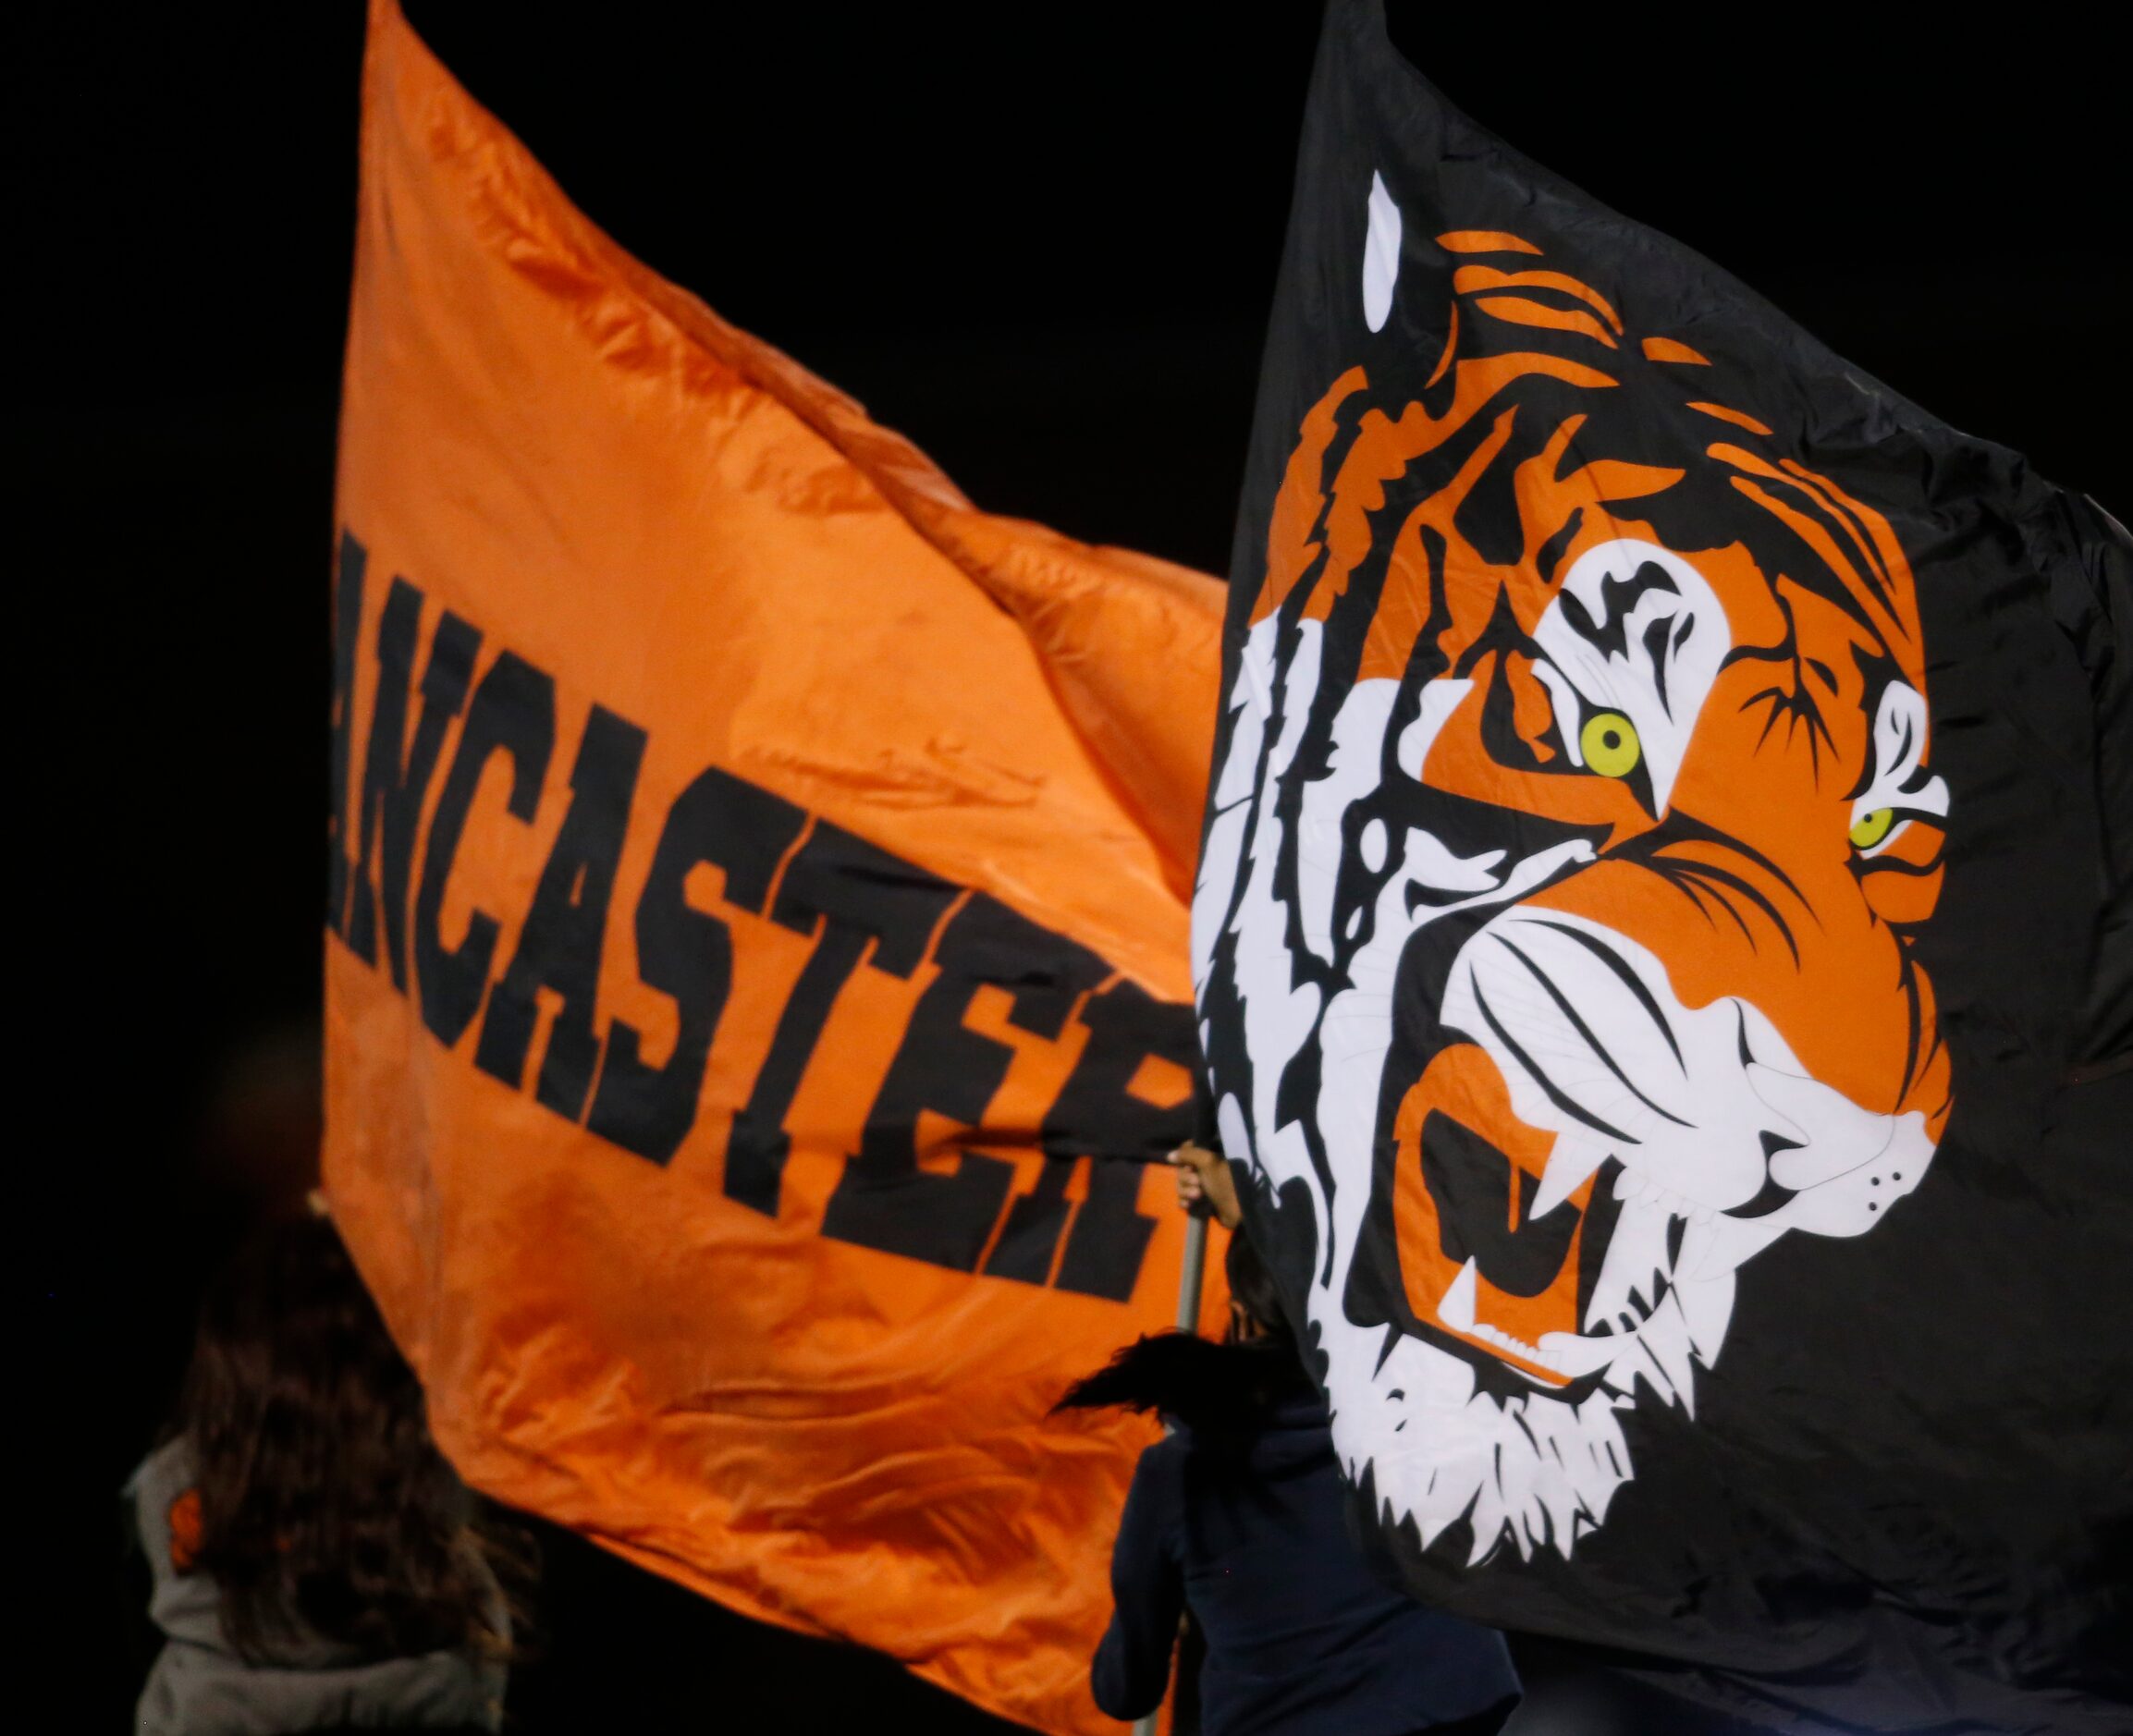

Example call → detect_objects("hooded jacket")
1094 1390 1519 1734
126 1439 507 1735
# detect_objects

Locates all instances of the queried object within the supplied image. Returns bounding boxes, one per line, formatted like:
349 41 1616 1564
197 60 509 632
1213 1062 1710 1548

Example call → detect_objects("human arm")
1090 1444 1185 1719
1167 1142 1241 1230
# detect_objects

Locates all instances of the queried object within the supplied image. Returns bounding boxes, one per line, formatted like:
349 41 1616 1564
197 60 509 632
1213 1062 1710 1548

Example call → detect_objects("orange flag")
325 6 1226 1730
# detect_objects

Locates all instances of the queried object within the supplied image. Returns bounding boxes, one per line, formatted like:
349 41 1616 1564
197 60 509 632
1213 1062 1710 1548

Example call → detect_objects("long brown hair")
178 1209 521 1664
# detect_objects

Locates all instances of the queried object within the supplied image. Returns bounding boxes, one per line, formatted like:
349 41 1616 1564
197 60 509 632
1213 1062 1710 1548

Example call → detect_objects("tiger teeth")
1438 1257 1479 1332
1438 1258 1606 1380
1469 1321 1566 1375
1533 1137 1607 1218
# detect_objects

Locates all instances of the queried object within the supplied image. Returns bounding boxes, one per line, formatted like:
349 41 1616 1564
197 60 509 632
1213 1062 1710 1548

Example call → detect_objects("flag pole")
1131 1207 1211 1736
1174 1210 1209 1332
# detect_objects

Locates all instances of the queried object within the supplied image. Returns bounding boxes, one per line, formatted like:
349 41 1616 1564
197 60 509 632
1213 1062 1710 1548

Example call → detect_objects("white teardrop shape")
1438 1257 1478 1331
1358 817 1388 873
1363 171 1402 333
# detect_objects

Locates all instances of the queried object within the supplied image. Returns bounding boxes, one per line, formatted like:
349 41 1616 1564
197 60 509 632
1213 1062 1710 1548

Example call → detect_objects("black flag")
1194 4 2129 1730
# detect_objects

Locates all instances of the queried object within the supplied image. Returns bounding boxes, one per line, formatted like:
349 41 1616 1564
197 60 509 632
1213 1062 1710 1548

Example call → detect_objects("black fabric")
1194 4 2131 1732
1095 1393 1520 1735
1501 1634 1826 1736
1416 1714 1515 1736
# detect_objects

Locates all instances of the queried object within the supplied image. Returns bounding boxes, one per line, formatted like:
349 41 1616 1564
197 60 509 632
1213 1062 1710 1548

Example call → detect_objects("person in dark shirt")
1058 1200 1520 1735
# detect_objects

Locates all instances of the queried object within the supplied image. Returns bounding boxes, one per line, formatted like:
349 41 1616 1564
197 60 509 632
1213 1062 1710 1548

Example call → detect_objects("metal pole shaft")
1174 1211 1209 1331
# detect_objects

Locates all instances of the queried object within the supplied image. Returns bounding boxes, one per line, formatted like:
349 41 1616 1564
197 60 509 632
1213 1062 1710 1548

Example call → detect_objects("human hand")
1167 1143 1241 1229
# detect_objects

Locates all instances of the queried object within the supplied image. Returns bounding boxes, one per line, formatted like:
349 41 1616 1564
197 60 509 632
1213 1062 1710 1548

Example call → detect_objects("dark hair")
178 1210 524 1665
1054 1231 1312 1442
1220 1223 1291 1340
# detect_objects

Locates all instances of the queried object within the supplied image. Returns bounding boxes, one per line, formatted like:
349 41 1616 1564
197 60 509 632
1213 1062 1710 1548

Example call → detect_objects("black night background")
18 6 2126 1728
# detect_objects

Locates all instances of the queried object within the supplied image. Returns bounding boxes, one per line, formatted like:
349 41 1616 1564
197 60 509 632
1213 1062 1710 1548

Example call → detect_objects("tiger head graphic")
1193 193 1952 1562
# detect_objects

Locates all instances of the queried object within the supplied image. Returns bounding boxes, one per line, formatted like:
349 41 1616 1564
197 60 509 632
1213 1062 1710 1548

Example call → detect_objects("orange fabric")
1687 400 1777 437
1468 292 1622 349
168 1489 203 1575
325 7 1227 1732
1641 335 1710 365
1450 266 1624 334
1436 229 1543 255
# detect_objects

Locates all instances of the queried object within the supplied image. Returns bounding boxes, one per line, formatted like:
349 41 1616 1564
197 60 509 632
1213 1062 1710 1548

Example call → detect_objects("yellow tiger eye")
1849 807 1896 850
1579 712 1641 778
